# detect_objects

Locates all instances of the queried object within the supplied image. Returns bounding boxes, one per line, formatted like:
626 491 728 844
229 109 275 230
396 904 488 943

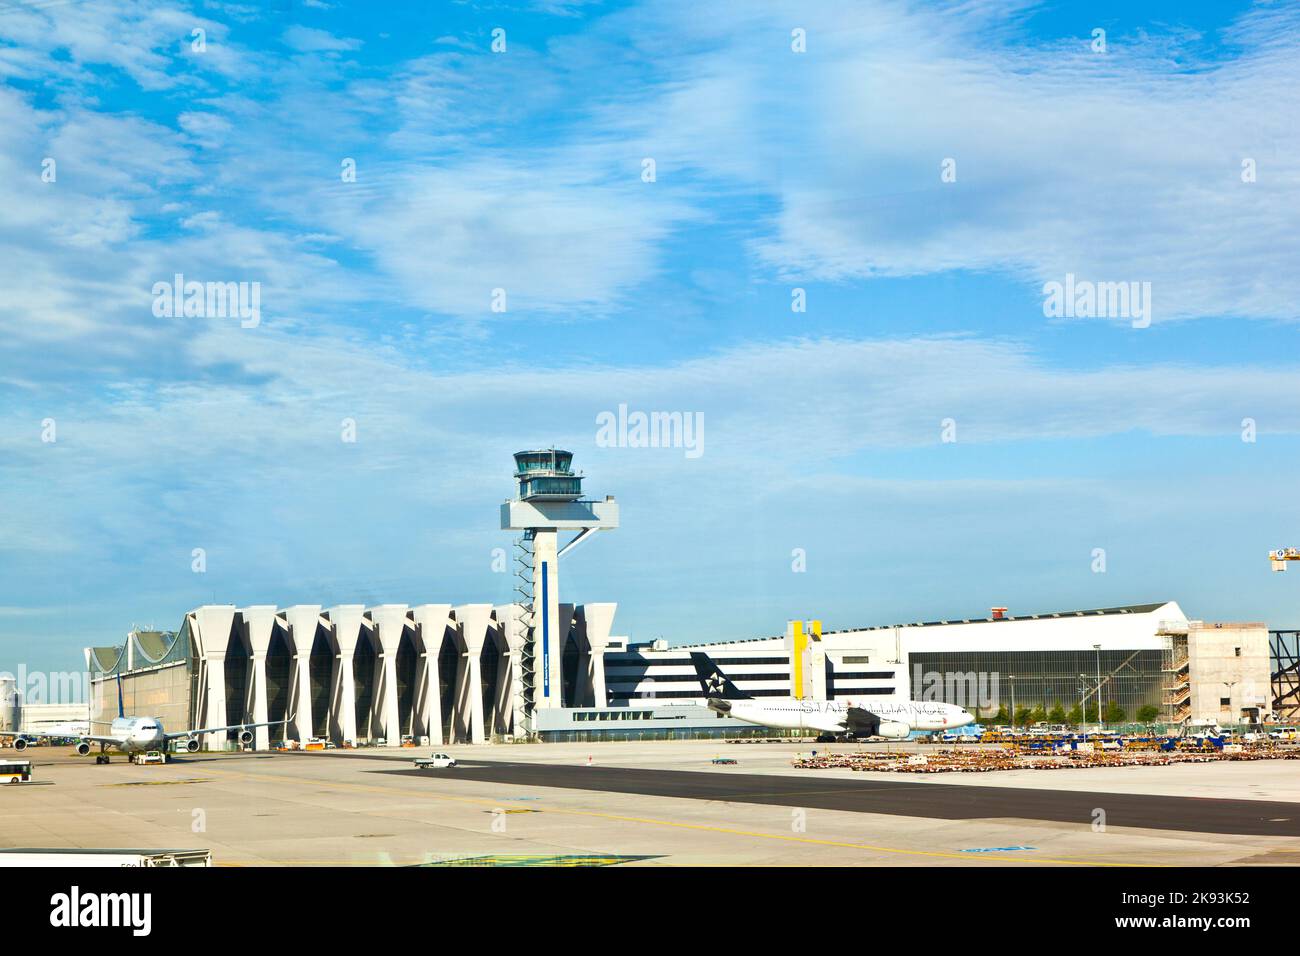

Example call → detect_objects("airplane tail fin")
116 673 125 719
690 652 750 700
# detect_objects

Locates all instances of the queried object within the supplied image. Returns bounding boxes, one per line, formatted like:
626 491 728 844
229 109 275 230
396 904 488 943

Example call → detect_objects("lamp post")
1009 675 1016 729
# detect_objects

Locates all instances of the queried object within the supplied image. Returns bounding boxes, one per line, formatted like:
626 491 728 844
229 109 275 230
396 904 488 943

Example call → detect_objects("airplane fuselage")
713 697 975 736
103 716 170 752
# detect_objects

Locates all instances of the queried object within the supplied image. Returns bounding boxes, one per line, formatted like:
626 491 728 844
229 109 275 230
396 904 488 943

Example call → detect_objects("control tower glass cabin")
513 449 584 501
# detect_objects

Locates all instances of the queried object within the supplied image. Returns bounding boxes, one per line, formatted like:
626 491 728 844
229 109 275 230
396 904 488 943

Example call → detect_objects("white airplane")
21 720 90 738
8 676 288 763
691 652 975 741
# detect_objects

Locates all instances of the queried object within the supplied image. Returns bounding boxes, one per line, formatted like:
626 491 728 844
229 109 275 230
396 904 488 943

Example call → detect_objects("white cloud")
593 0 1300 322
4 323 1297 660
282 25 362 54
6 0 1300 339
311 160 697 316
0 0 250 90
3 0 1300 664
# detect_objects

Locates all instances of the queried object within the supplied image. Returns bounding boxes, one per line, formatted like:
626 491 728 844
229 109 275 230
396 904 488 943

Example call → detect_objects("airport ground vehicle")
0 759 32 783
414 753 456 769
1182 718 1225 737
131 751 166 765
711 756 737 765
0 848 211 866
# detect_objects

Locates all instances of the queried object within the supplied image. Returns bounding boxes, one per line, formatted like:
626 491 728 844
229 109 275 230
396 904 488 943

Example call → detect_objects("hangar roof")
87 627 189 677
829 602 1170 634
665 600 1185 655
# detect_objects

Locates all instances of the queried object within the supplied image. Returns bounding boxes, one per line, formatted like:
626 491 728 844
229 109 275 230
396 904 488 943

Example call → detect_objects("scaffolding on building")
1271 630 1300 721
1159 619 1191 724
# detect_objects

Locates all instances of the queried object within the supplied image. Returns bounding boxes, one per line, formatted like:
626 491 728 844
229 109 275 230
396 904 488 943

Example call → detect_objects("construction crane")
1270 549 1300 721
1271 548 1300 572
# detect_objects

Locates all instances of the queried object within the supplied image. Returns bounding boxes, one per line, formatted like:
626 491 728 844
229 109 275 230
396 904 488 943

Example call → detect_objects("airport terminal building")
86 602 619 750
85 599 1273 746
75 453 1273 747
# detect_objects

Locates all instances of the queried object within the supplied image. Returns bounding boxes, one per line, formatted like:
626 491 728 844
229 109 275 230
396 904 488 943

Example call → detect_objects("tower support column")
327 606 366 746
532 530 563 710
283 605 322 743
454 604 493 743
412 604 452 746
192 606 236 752
369 605 410 747
241 606 277 751
578 604 617 707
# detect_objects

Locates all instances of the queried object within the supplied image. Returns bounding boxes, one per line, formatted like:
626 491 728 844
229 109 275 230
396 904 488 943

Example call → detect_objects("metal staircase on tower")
513 532 537 735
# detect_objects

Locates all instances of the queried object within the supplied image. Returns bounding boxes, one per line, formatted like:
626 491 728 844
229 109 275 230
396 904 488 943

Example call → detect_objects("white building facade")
597 602 1197 721
86 599 1278 746
88 601 619 749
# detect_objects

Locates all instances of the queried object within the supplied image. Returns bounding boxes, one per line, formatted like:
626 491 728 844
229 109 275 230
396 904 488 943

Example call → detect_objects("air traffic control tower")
501 450 618 731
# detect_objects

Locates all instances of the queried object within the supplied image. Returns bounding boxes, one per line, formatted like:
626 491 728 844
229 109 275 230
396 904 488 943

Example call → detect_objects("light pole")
1009 675 1016 729
1093 644 1103 727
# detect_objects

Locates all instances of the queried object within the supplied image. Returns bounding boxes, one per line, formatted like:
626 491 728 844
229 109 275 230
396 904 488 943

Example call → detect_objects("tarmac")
2 740 1298 866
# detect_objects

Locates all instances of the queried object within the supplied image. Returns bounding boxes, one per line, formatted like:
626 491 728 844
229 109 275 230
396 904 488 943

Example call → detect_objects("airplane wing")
5 729 127 746
163 717 290 741
844 707 879 733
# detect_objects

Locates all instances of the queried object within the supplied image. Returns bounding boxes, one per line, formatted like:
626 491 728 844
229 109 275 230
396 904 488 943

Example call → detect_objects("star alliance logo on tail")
690 652 750 701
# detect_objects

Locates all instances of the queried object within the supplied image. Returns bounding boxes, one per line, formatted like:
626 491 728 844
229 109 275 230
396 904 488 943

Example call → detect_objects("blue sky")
2 0 1299 676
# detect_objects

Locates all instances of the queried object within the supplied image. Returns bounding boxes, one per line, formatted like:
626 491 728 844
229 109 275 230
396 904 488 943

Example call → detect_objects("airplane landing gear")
95 754 110 764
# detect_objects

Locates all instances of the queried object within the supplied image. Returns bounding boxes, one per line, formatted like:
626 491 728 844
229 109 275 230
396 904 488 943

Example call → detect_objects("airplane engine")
12 737 26 752
238 730 253 745
76 741 91 757
185 738 200 753
875 721 911 739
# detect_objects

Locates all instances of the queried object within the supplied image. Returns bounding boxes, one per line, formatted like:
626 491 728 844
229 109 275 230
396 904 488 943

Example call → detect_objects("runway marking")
422 854 658 867
960 845 1037 853
194 761 1141 867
